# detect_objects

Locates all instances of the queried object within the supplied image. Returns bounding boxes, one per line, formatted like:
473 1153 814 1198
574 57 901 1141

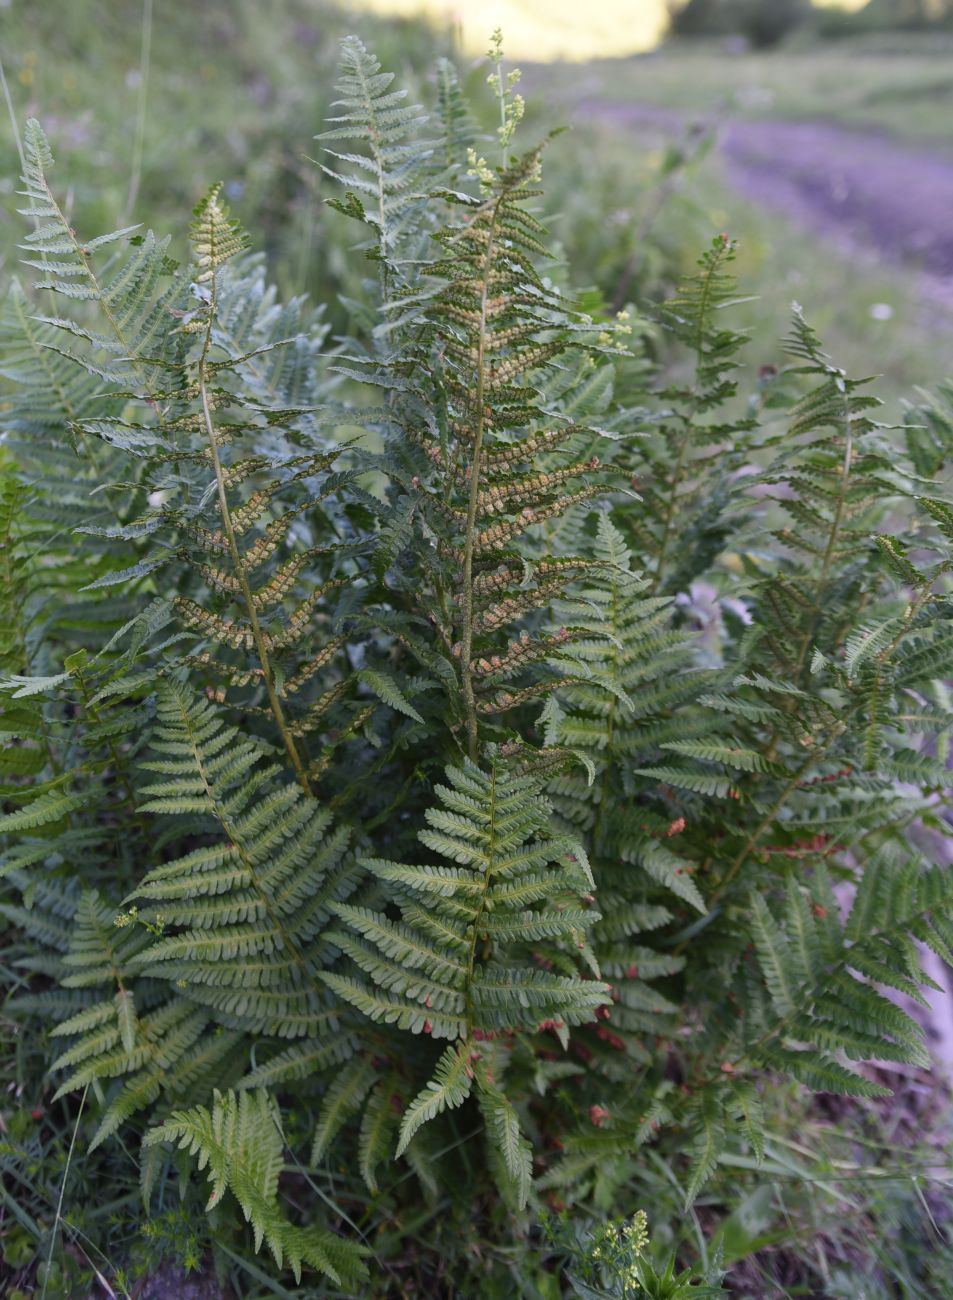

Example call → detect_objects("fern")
319 35 432 281
627 235 756 595
145 1088 368 1286
325 759 607 1202
130 682 356 1032
362 149 629 764
434 56 477 172
43 680 358 1153
15 125 381 796
3 32 953 1294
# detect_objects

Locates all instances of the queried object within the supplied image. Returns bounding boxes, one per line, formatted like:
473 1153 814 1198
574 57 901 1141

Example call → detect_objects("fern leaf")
396 1040 473 1156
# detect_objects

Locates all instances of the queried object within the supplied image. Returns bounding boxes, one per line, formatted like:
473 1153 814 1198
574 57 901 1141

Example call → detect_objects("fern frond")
130 683 355 1036
320 35 432 272
145 1088 368 1286
327 759 606 1190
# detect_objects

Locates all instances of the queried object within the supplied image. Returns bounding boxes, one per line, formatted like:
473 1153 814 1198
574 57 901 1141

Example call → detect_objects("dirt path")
576 100 953 301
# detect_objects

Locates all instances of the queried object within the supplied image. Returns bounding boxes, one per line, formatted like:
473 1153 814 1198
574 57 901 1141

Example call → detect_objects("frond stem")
459 196 503 761
709 748 825 913
197 296 313 797
790 392 854 687
174 690 321 987
464 761 498 1033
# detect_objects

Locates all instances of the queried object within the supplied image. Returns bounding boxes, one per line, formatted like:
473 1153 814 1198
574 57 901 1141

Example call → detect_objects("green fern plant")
335 146 630 768
626 233 756 597
3 29 953 1299
14 123 403 802
320 34 433 279
325 759 607 1206
536 277 953 1207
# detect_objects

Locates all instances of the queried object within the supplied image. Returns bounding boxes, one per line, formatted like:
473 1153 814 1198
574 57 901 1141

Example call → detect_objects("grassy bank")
0 0 448 300
543 34 953 144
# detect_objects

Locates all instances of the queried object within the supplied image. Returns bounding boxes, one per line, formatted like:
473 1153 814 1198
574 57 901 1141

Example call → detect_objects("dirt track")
577 100 953 302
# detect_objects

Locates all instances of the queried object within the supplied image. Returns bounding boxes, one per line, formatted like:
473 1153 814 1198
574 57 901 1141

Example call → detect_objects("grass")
3 6 952 408
525 36 953 415
0 0 449 302
543 32 953 144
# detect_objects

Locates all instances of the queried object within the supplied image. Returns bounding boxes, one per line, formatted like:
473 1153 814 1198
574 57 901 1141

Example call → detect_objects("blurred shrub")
816 0 953 36
667 0 811 47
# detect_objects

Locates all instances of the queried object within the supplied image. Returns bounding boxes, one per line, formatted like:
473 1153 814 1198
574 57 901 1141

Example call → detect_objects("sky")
346 0 868 61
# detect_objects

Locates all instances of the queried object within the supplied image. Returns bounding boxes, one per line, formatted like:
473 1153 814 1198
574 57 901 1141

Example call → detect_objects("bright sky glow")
344 0 869 61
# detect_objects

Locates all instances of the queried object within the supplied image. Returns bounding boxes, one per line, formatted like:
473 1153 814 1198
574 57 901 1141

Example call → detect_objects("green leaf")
397 1040 473 1156
358 669 424 723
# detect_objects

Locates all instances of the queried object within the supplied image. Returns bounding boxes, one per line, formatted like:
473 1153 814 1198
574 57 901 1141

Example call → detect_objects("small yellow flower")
466 147 494 191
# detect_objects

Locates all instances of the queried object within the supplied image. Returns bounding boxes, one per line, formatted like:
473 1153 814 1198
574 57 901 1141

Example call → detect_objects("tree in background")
859 0 953 27
815 0 953 34
667 0 811 46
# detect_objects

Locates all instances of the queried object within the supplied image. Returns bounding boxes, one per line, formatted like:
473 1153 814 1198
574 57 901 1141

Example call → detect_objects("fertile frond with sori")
189 184 251 284
324 759 607 1201
7 32 953 1294
319 35 433 279
145 1088 368 1287
348 139 632 762
12 128 381 795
